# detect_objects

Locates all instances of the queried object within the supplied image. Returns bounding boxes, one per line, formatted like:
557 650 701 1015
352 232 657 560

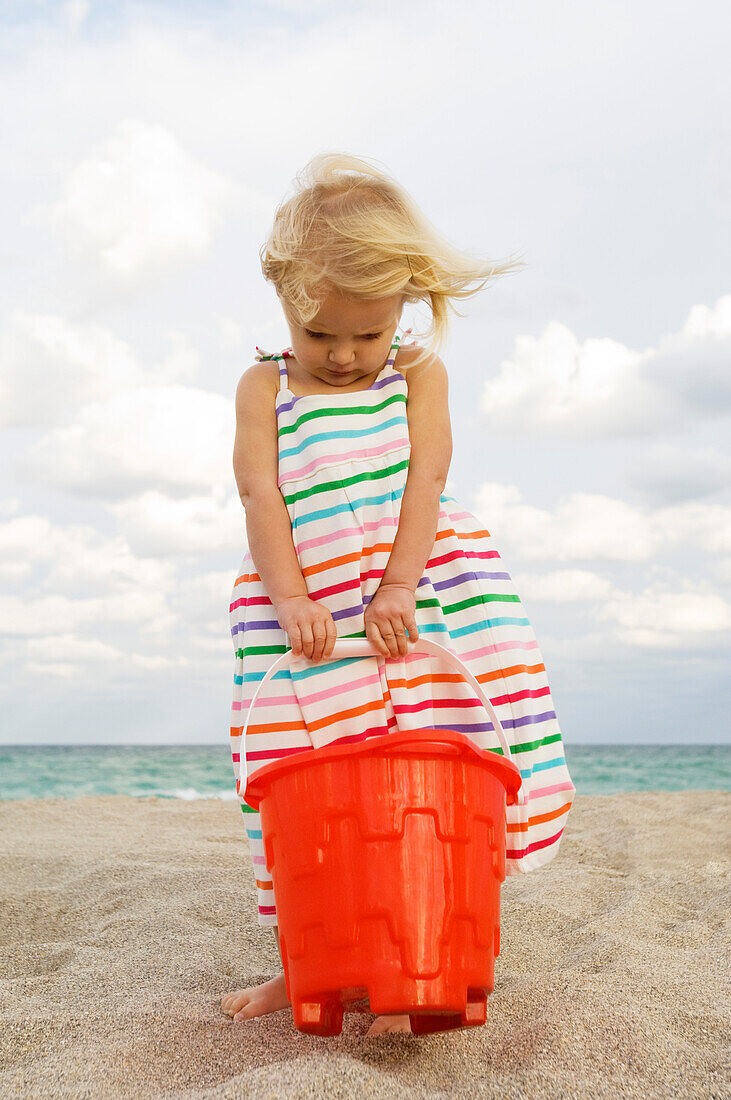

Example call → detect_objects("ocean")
0 743 729 801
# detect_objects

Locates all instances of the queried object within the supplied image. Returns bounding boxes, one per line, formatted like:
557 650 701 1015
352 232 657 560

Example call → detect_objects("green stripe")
442 593 521 616
236 642 288 655
491 730 564 757
278 393 406 438
282 458 410 505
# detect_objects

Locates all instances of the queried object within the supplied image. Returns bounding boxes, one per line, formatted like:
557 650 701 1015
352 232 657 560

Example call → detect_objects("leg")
221 926 290 1022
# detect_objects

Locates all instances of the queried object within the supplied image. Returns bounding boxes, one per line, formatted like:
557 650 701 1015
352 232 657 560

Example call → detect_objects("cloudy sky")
1 0 729 745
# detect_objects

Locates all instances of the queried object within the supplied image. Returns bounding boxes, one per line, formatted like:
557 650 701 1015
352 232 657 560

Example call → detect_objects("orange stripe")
455 528 491 540
302 550 361 577
477 662 546 684
361 539 403 559
305 696 387 733
233 569 259 588
506 800 573 834
245 717 309 736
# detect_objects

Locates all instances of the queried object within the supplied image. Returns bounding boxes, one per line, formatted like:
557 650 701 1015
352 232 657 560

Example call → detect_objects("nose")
329 343 355 366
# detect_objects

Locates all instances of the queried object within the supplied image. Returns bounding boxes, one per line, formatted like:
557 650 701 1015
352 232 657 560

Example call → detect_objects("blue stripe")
279 415 408 460
291 486 405 530
449 617 532 637
531 754 567 773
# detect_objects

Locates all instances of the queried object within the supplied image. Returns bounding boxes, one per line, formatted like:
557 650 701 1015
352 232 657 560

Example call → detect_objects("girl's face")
283 288 404 388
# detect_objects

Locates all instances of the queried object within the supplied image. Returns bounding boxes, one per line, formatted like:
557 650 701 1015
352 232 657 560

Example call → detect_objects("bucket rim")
244 728 523 811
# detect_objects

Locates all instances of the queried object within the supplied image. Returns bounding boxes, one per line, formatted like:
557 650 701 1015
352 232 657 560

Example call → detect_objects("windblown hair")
260 152 525 359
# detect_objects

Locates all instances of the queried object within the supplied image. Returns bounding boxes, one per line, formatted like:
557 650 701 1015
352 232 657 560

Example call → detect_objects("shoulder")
234 360 280 413
394 344 447 389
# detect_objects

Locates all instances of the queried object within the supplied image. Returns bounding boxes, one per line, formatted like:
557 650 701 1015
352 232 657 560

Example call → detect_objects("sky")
0 0 729 745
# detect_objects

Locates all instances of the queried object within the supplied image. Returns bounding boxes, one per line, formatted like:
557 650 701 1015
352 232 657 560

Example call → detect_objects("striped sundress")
229 333 576 927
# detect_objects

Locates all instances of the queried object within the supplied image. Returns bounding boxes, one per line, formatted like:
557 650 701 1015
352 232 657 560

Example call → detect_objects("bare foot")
221 973 289 1022
366 1014 412 1035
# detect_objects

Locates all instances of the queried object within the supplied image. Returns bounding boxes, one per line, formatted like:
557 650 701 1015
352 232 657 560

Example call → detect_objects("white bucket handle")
241 637 524 806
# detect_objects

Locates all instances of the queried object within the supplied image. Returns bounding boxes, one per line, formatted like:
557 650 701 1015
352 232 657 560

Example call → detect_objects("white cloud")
0 312 147 429
21 384 234 497
0 509 236 683
0 589 174 637
475 482 731 562
106 488 243 557
0 313 204 430
41 119 237 279
627 442 731 505
481 294 731 438
63 0 90 33
475 483 656 561
599 584 731 648
512 568 615 602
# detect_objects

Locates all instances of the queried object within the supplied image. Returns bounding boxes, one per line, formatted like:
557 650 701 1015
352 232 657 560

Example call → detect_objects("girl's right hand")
275 595 337 662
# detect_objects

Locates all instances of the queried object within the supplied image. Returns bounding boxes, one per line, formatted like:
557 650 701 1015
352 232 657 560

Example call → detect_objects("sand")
0 791 729 1099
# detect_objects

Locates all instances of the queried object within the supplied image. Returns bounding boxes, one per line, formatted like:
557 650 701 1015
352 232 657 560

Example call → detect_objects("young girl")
222 153 576 1036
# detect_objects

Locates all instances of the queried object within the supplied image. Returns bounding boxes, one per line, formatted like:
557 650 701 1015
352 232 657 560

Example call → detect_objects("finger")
380 624 399 660
365 621 390 658
311 622 327 663
324 618 338 659
406 616 419 644
288 624 303 657
395 623 409 657
300 623 314 661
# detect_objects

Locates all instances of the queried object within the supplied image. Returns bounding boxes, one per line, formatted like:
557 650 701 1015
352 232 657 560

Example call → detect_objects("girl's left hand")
364 583 419 659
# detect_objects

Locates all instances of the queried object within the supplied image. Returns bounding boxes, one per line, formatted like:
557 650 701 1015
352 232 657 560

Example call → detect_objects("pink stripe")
292 508 457 555
283 438 410 483
295 516 399 554
460 640 540 663
232 692 297 713
294 668 382 707
527 781 575 802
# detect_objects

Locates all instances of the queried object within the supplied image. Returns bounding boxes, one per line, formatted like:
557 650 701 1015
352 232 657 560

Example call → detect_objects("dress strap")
254 345 292 392
388 327 413 368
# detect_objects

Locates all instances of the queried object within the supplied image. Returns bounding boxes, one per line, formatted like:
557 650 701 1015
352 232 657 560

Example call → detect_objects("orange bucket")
243 639 523 1036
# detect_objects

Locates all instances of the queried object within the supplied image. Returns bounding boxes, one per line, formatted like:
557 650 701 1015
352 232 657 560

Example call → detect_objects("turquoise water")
0 743 728 801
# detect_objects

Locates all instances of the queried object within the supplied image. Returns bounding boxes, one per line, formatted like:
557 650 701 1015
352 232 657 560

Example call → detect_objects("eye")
361 333 383 340
304 329 325 339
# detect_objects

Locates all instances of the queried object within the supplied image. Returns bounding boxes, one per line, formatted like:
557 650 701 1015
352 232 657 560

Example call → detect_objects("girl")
222 153 576 1036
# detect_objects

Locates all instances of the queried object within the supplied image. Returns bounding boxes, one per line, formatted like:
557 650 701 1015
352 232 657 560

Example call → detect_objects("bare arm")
380 352 453 590
233 366 337 661
233 365 308 609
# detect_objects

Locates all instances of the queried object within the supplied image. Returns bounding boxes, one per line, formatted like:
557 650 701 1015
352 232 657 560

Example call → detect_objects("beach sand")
1 792 728 1099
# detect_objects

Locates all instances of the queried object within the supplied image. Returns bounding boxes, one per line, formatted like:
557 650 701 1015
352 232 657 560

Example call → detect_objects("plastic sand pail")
243 639 523 1036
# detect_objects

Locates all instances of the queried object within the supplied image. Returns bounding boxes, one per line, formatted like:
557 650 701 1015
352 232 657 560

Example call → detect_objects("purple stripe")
332 602 366 622
276 368 402 415
432 571 511 591
503 710 557 730
232 619 281 636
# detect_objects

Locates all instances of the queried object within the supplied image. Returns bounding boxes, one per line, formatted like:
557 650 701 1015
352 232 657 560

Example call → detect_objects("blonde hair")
260 152 525 359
